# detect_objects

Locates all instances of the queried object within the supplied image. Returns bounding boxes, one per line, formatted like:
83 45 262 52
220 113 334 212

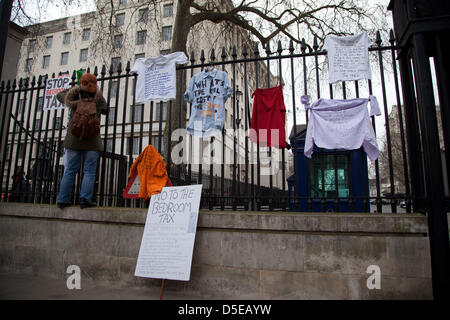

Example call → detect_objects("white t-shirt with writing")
130 52 188 103
323 32 372 84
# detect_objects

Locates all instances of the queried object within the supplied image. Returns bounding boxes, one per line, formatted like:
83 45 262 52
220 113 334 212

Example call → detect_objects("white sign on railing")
135 184 202 281
44 75 71 110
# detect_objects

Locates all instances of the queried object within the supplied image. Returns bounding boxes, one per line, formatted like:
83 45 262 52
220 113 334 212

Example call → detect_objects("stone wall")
0 203 432 299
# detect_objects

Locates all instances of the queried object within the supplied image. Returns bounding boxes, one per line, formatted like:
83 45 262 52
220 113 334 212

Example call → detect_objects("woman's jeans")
57 149 99 203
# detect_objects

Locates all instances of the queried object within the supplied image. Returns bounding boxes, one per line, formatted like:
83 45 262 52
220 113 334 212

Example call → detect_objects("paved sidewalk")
0 273 201 300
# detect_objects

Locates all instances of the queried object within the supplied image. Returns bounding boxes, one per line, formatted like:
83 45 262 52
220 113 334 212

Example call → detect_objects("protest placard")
43 75 71 110
135 184 202 281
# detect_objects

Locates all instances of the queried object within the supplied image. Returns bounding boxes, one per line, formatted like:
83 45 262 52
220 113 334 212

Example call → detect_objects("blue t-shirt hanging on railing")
184 69 233 138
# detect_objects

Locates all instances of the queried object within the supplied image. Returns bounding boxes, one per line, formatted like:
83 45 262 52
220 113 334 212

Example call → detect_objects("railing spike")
301 38 307 53
254 42 260 56
376 30 382 46
221 47 227 60
289 39 294 54
389 29 395 44
313 37 319 51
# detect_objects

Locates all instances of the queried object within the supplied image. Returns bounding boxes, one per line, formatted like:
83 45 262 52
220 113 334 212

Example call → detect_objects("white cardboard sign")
44 75 71 110
134 184 203 281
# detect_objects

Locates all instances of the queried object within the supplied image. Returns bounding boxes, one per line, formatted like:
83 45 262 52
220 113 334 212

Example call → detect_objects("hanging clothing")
249 85 286 148
130 52 188 103
323 32 372 84
184 68 233 138
128 145 168 200
302 95 381 161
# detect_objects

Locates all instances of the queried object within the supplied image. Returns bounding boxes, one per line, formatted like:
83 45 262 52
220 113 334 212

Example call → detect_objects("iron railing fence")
1 30 447 213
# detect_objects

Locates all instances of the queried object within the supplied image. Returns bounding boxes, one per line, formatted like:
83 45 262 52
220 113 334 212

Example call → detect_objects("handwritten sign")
323 32 371 84
44 75 71 110
135 184 202 281
144 64 174 100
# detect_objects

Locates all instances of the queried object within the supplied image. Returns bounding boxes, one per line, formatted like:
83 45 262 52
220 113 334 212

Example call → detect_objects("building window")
37 96 44 111
25 58 33 72
18 99 25 113
80 48 88 62
34 118 41 131
133 104 143 123
160 49 170 55
162 26 172 41
60 52 69 65
153 135 164 155
114 34 123 49
63 32 71 45
42 55 50 69
111 57 121 71
136 30 147 45
116 13 125 26
106 138 114 153
163 3 173 17
108 107 116 125
135 53 145 61
110 80 118 97
82 28 91 41
55 117 62 128
155 102 167 121
128 137 140 155
28 39 36 53
46 36 53 49
138 8 148 22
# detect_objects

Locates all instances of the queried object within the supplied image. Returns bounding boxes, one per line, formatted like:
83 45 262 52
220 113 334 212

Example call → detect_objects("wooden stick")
160 279 165 300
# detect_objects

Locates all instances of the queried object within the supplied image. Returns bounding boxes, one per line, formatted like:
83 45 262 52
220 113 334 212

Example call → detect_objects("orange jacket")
128 145 168 200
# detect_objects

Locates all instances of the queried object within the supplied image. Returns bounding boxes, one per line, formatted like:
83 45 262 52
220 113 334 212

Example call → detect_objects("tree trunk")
163 0 193 175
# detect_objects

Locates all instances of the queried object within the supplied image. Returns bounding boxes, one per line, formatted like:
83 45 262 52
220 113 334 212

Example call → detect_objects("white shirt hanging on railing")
323 32 372 84
302 95 381 161
130 52 188 103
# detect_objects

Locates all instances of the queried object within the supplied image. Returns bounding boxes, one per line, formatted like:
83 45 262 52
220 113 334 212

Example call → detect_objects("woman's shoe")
79 198 97 209
57 203 71 209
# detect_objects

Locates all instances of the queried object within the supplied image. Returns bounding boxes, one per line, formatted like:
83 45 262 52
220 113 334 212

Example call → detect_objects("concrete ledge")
0 203 429 234
0 203 432 299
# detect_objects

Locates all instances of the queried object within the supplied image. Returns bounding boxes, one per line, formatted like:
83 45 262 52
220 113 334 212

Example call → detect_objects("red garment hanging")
249 85 286 148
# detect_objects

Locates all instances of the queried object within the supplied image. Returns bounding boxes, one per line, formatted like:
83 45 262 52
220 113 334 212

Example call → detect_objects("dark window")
128 137 140 155
46 36 53 49
138 8 148 22
163 3 173 17
63 32 71 45
111 57 121 72
28 39 36 53
25 58 33 72
110 80 118 97
60 52 69 65
155 102 167 121
116 13 125 26
162 26 172 41
82 28 91 41
42 55 50 69
133 104 143 123
80 48 88 62
153 135 164 155
114 34 123 49
136 30 147 45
